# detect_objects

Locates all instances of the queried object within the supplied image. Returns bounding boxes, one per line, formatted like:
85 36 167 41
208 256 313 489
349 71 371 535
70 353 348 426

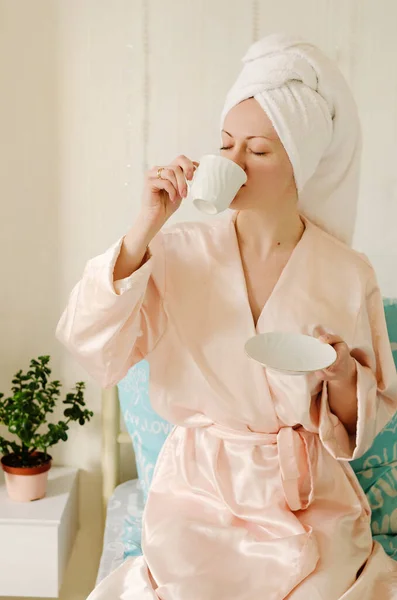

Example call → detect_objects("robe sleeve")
319 266 397 461
55 234 167 389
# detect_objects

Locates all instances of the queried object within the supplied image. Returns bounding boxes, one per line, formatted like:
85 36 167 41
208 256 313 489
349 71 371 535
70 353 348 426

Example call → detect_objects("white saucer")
244 332 337 376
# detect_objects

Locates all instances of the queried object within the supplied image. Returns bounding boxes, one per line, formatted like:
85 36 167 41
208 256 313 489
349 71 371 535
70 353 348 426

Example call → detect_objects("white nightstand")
0 467 79 598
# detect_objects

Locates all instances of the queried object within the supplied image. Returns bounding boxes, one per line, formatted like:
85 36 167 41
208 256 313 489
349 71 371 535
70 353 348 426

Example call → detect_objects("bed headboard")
101 386 133 515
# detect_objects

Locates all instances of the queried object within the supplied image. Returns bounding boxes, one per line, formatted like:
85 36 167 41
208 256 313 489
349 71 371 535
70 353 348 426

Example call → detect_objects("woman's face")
221 98 297 212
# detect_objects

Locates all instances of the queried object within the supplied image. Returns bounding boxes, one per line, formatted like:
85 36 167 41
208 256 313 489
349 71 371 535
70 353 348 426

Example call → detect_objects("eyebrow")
221 129 273 141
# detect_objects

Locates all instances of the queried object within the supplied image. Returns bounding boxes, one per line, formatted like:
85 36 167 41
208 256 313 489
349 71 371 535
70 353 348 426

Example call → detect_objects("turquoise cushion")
384 298 397 365
350 298 397 560
117 360 172 501
351 413 397 559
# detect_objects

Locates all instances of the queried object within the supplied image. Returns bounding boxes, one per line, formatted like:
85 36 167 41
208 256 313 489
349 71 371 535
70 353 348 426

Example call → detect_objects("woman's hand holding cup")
115 153 246 281
141 155 199 233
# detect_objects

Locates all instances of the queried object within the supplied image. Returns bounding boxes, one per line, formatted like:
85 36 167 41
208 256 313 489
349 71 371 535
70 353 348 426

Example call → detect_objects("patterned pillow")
350 298 397 560
351 413 397 559
117 360 172 501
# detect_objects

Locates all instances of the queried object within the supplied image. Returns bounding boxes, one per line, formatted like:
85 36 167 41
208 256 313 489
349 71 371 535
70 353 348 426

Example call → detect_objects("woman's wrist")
327 357 358 434
330 357 357 388
113 213 160 282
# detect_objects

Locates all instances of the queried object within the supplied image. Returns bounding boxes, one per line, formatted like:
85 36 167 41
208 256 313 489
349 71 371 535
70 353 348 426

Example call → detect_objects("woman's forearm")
327 358 358 435
113 212 161 281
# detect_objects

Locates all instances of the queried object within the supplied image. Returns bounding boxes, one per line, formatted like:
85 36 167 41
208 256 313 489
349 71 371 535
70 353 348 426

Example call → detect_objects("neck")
234 206 305 259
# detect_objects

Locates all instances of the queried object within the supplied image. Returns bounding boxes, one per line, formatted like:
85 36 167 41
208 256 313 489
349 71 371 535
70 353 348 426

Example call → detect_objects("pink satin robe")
56 211 397 599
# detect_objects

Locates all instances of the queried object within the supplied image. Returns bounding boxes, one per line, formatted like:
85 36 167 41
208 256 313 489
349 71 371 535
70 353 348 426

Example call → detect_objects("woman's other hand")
314 333 357 384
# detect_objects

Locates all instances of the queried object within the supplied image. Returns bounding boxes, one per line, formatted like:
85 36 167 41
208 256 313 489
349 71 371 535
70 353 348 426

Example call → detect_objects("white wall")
0 1 396 598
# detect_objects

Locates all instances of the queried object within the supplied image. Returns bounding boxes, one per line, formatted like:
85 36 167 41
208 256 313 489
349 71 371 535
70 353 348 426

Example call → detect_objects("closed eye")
220 147 267 156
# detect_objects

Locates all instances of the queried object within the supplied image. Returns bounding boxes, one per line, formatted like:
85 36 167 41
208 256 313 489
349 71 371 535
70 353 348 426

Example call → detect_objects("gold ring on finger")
157 167 165 179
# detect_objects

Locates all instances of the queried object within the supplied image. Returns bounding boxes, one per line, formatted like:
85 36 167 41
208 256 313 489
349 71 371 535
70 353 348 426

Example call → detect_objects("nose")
228 147 246 173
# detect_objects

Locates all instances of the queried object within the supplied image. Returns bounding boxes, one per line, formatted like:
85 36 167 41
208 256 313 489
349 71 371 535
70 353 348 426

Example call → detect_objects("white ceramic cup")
188 154 247 215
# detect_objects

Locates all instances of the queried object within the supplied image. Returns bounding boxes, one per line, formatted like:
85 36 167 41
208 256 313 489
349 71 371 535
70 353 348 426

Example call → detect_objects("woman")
57 35 397 599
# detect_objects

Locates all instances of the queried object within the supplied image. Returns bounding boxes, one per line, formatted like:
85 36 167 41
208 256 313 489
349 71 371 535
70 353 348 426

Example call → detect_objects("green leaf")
0 355 92 454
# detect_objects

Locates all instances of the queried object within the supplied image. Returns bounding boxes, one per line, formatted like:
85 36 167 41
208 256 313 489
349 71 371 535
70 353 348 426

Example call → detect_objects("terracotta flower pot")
1 452 52 502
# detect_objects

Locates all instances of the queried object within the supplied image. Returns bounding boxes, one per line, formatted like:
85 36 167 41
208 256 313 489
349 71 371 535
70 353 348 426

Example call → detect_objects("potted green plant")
0 355 93 502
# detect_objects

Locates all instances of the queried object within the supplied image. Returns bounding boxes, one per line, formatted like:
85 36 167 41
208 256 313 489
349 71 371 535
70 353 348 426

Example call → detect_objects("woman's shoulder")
306 217 376 283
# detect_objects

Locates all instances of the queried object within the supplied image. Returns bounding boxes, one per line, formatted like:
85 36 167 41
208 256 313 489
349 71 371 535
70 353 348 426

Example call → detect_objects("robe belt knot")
205 423 315 511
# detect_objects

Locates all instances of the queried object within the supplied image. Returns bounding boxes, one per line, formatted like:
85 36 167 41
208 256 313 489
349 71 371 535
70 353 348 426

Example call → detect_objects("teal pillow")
384 298 397 365
350 298 397 560
117 360 172 501
351 413 397 559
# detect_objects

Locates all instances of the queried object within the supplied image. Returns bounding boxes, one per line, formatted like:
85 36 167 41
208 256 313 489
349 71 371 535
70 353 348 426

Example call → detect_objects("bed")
96 387 145 586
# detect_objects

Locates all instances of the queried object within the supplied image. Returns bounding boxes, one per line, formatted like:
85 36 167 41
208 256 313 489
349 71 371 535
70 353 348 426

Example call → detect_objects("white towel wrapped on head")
221 33 362 246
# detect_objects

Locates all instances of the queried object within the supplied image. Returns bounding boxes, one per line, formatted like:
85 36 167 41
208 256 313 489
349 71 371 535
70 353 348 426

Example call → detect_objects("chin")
230 190 249 211
229 199 240 211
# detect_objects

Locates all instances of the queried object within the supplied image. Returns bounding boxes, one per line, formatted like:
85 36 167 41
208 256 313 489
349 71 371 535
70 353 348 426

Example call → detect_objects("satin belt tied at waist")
204 423 315 512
